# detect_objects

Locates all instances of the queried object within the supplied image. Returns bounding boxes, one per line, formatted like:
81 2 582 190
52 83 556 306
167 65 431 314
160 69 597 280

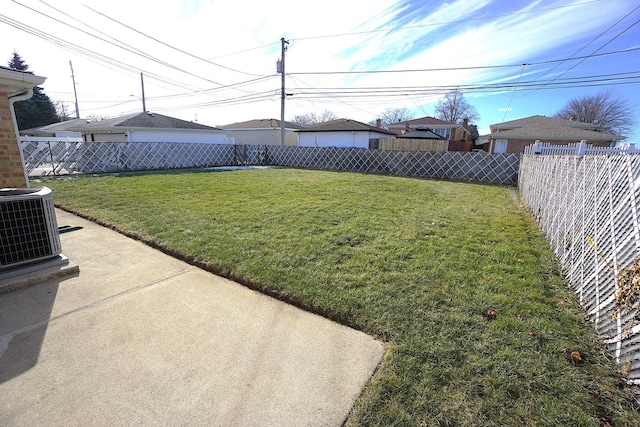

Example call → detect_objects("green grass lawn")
41 168 640 426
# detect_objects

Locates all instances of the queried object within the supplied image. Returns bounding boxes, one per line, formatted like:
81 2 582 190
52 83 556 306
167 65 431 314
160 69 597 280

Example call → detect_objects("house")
0 65 45 188
396 127 447 140
21 118 88 138
23 112 230 144
386 116 470 142
297 119 396 149
220 118 305 146
479 115 624 154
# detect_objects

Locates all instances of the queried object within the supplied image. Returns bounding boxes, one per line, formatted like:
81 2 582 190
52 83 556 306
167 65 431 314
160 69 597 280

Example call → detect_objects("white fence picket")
519 151 640 387
524 140 639 156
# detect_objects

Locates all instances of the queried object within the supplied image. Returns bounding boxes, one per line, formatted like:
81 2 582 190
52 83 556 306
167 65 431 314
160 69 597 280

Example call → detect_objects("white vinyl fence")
20 138 520 185
20 138 234 175
519 152 640 386
524 140 639 156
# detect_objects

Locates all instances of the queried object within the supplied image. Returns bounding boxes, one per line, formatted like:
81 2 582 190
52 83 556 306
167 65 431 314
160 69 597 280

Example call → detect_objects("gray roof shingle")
48 112 223 133
221 118 306 130
490 115 598 131
297 119 395 135
490 124 622 141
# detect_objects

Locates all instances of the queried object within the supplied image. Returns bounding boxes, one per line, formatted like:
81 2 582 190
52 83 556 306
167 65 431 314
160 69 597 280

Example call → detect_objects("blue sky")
2 0 639 142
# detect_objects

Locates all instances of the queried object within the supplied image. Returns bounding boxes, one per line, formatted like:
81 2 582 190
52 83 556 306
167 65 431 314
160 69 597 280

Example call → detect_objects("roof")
296 119 395 135
387 116 459 129
490 115 597 132
489 124 623 141
20 119 87 136
221 118 306 130
22 112 223 135
71 112 222 132
397 127 446 139
0 66 46 94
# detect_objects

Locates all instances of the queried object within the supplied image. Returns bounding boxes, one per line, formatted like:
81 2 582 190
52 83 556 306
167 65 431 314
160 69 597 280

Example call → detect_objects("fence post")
576 141 587 155
47 141 57 176
533 140 542 154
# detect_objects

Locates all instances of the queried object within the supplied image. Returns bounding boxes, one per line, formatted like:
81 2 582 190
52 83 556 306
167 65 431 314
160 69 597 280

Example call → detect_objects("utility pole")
140 72 147 112
69 61 80 119
278 37 289 146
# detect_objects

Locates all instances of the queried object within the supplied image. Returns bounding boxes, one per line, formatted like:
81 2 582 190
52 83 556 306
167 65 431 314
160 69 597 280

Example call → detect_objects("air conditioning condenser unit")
0 187 62 270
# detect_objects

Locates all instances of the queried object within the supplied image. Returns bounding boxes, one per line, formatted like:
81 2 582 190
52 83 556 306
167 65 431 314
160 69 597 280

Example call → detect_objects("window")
433 128 451 139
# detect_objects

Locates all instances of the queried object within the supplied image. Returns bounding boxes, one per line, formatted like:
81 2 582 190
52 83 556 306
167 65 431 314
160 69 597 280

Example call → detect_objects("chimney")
462 118 469 129
376 118 381 128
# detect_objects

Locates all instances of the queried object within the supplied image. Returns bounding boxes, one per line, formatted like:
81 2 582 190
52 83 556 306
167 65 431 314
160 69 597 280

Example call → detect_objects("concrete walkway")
0 210 385 426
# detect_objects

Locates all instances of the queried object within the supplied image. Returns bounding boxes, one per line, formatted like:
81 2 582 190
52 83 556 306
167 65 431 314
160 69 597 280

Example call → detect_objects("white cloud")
1 0 637 136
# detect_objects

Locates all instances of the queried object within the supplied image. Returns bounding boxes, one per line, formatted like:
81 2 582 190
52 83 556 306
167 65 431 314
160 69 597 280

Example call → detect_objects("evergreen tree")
8 52 60 130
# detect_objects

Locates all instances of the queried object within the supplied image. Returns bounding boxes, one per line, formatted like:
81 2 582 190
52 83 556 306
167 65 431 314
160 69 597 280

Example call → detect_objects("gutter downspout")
9 88 34 188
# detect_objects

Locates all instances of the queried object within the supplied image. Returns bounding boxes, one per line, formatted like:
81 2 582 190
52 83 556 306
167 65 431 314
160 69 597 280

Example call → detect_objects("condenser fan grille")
0 187 62 270
1 198 53 265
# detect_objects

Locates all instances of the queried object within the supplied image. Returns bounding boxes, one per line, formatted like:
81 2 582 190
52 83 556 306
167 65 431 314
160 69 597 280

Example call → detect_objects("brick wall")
0 90 27 188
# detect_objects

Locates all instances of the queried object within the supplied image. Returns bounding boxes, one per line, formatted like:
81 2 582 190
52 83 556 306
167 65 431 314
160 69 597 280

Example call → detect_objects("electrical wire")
0 13 205 93
82 3 268 78
533 4 640 81
289 47 640 76
291 0 604 42
12 0 228 87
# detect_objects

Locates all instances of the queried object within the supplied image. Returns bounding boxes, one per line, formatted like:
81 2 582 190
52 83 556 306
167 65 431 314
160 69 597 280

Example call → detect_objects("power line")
500 64 525 122
529 17 640 93
1 9 277 101
288 47 640 76
13 0 228 87
0 13 204 93
528 6 640 95
533 4 640 81
82 4 267 78
291 0 604 42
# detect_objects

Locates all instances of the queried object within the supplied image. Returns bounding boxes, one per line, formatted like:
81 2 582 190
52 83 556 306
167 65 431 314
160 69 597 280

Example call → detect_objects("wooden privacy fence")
378 138 448 152
20 139 520 185
519 153 640 387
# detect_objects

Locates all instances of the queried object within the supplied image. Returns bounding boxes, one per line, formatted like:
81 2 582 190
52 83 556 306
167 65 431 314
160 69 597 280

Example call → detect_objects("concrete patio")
0 209 385 426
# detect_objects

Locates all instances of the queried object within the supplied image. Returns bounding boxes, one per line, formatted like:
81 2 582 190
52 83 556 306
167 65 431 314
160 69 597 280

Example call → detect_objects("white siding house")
221 119 304 146
23 112 230 144
297 119 395 149
127 128 229 144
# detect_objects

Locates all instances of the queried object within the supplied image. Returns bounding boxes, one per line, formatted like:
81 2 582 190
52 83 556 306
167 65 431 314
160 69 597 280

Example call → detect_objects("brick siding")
0 91 27 188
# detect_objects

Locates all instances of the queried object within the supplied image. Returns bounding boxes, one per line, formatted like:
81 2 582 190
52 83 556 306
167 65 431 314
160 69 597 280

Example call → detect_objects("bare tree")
554 90 635 136
55 101 74 121
292 110 337 126
434 89 479 124
85 114 106 122
377 106 414 127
